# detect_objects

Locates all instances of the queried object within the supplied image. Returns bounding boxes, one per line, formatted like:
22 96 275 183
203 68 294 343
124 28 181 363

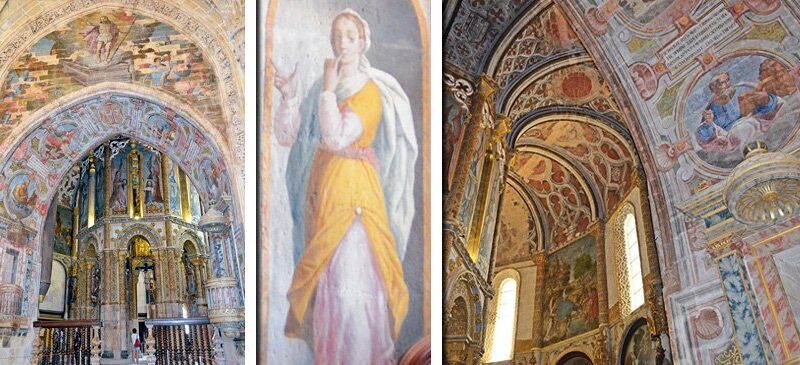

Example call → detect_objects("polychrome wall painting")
560 0 800 363
0 10 224 141
142 147 165 214
681 54 800 169
53 206 74 256
621 320 658 365
0 94 231 231
94 149 105 221
78 164 89 228
110 142 130 217
266 0 427 362
543 235 598 346
166 159 182 218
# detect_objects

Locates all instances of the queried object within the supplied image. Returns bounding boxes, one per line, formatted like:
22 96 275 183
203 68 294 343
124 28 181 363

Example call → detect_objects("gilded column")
530 251 547 350
444 75 498 251
160 152 170 214
594 223 609 326
105 142 112 218
179 170 192 223
87 155 96 227
593 222 610 363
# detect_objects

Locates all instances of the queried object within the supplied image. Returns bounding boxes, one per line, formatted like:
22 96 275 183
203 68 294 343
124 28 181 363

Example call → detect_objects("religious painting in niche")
166 159 182 217
621 320 657 365
0 10 223 141
268 0 425 362
110 145 129 216
543 235 599 346
6 173 39 219
95 151 105 220
142 149 164 214
189 182 202 224
79 164 89 228
682 54 800 169
54 206 74 256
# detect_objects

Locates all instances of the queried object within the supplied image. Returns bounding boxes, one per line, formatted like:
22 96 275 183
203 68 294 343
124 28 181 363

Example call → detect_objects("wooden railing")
144 317 216 364
31 320 100 365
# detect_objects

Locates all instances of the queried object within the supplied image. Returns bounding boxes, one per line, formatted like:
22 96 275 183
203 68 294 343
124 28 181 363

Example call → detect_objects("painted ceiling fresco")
449 0 800 362
510 151 594 249
518 119 636 215
506 61 624 122
444 0 531 75
445 0 640 257
492 5 585 88
0 10 222 147
0 94 231 232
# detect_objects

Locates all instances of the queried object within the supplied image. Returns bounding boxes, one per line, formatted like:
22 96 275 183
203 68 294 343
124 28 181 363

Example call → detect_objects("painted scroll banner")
659 4 740 73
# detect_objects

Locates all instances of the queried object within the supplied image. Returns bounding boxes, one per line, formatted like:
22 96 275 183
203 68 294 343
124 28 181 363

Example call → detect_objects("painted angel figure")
80 16 119 63
273 8 417 364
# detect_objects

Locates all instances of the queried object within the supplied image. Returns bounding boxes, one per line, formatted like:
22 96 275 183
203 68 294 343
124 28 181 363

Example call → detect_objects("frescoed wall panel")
78 164 89 228
543 235 599 346
142 148 164 215
94 149 105 221
53 206 73 256
109 142 130 217
0 11 223 142
166 159 182 218
266 0 427 362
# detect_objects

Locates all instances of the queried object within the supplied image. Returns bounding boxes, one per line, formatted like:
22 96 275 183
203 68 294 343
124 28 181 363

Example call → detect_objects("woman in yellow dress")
273 9 417 364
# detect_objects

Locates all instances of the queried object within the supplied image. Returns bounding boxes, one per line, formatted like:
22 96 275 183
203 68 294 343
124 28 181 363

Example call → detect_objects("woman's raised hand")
272 59 297 99
323 57 341 92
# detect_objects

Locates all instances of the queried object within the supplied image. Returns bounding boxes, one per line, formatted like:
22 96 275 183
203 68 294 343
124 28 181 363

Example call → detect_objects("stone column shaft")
530 252 547 349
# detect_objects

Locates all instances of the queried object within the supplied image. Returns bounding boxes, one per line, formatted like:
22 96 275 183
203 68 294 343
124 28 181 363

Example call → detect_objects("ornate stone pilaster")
444 74 498 240
594 223 609 327
530 251 547 349
716 246 773 365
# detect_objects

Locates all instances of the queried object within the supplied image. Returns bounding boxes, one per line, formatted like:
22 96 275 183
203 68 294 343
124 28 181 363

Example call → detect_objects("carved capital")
532 252 547 267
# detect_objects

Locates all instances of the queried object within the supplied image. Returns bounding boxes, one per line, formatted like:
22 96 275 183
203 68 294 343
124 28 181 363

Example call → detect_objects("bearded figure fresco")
683 55 800 168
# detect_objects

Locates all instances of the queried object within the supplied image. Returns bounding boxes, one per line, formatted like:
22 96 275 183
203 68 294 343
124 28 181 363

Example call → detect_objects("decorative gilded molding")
715 344 743 365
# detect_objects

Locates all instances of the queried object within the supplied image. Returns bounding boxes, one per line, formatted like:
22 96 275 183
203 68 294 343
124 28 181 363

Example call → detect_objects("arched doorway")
556 352 593 365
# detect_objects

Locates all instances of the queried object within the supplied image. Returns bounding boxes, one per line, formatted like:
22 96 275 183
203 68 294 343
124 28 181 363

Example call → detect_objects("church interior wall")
0 2 244 362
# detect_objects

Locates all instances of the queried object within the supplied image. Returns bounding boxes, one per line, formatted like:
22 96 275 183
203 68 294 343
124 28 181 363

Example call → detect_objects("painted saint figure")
273 9 417 364
696 66 783 152
80 16 120 63
111 168 127 211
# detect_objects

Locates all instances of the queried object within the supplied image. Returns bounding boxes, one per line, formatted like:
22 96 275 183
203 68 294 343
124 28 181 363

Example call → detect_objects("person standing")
131 328 141 365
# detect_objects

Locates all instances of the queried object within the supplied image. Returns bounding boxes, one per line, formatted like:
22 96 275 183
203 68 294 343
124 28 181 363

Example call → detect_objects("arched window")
484 273 519 362
624 212 645 311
